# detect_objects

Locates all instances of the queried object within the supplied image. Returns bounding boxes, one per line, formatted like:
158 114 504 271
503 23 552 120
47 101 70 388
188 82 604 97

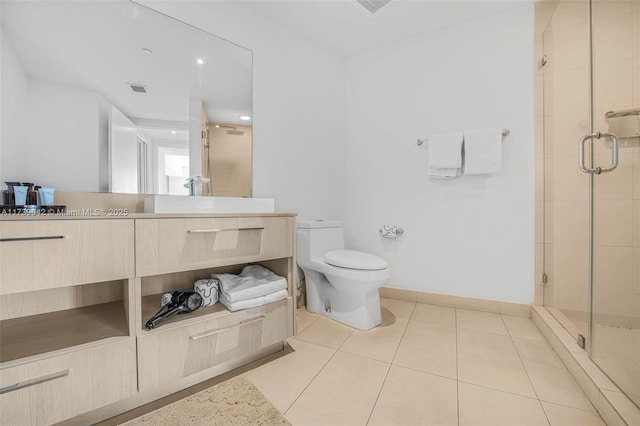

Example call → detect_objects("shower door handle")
578 132 618 174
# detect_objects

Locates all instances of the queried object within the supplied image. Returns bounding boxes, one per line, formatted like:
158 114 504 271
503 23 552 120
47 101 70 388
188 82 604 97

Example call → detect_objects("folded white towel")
219 288 288 312
427 132 464 178
212 265 287 303
463 128 503 175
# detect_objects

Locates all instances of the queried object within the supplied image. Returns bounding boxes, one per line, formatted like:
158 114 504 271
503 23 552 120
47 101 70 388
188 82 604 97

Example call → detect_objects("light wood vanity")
0 213 296 426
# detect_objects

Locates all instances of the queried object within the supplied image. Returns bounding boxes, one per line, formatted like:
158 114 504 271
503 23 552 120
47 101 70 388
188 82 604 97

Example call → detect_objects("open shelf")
0 301 128 363
141 293 229 331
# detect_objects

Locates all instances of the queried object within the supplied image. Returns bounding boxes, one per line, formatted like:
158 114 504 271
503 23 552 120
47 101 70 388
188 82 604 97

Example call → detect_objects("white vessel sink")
144 195 275 214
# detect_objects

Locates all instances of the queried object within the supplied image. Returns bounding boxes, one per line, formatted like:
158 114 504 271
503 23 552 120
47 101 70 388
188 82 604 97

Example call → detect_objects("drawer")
137 297 291 391
0 220 135 294
0 337 137 426
135 216 293 276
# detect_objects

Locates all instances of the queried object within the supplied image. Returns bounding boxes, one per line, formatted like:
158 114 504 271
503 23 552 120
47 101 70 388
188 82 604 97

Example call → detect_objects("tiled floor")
248 298 606 426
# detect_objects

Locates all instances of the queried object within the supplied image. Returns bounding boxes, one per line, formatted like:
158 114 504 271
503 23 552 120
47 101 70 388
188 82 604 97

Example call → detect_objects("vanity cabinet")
137 297 289 391
0 218 137 426
134 215 295 394
0 338 137 426
0 213 296 426
135 216 293 276
0 219 135 294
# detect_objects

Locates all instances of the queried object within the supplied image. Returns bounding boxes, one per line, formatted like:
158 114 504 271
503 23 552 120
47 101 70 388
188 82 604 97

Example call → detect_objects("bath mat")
120 375 290 425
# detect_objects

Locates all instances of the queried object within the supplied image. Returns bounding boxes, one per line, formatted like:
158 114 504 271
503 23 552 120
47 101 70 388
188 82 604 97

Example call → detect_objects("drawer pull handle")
0 235 65 243
187 227 264 234
190 315 266 341
0 369 70 395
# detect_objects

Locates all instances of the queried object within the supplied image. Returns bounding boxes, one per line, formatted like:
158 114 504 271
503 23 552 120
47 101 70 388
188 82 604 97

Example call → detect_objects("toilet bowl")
297 220 390 330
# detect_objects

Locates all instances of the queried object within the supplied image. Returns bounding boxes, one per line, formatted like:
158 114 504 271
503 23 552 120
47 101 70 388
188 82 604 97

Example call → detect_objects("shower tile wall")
540 0 640 329
591 0 640 329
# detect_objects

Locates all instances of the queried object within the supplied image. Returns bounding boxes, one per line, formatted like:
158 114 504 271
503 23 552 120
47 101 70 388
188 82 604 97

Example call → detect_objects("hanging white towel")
463 128 503 175
427 132 464 178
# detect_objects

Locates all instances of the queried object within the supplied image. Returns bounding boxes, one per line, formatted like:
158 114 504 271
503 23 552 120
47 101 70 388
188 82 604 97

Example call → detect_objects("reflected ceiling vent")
128 83 148 93
217 124 245 136
355 0 395 16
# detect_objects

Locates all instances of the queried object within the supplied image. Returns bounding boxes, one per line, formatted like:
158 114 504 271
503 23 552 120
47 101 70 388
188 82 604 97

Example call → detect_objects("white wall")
346 6 535 303
26 80 102 192
1 28 108 193
0 29 30 185
109 105 138 194
142 1 348 221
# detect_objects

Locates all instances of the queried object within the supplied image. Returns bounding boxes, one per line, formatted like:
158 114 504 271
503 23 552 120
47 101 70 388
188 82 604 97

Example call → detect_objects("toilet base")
303 270 382 331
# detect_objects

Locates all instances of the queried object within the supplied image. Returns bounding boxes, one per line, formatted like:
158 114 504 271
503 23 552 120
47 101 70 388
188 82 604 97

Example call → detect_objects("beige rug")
121 375 290 426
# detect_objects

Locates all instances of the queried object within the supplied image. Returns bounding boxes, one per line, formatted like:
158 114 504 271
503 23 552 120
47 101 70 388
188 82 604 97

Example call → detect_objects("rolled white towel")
194 278 219 307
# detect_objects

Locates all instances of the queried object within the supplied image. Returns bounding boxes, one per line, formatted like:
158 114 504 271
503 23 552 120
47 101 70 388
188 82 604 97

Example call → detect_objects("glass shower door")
588 0 639 407
541 0 592 342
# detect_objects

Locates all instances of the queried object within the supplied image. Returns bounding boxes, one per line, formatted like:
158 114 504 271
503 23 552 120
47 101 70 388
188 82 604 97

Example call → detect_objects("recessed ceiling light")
142 48 153 55
171 130 177 134
239 115 251 121
215 125 220 128
196 57 205 65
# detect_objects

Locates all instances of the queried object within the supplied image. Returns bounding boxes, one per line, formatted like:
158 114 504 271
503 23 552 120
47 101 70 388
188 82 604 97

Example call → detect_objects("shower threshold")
532 306 639 425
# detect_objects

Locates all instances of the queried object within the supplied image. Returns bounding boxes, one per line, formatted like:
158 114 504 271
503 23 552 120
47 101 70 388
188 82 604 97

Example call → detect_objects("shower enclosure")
537 0 639 408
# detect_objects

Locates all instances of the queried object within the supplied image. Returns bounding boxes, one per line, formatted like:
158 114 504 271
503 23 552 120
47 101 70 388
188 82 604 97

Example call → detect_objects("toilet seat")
323 249 388 271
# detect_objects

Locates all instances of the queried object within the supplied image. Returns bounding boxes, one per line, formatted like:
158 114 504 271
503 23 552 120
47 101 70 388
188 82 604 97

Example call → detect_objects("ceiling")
249 0 533 57
1 0 533 127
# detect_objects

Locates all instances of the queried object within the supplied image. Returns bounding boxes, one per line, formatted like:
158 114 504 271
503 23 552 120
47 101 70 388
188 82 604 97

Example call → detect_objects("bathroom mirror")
0 1 253 197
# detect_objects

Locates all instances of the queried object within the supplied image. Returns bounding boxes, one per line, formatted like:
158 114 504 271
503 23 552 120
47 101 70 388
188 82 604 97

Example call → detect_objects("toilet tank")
297 220 345 261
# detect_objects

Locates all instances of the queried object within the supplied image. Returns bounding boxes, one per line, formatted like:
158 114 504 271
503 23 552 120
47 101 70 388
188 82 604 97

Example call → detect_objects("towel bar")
417 129 509 146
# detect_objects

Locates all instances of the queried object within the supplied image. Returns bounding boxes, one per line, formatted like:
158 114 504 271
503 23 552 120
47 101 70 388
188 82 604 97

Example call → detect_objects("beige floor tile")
525 365 595 411
411 303 456 327
248 339 335 413
513 338 564 370
284 351 389 426
457 309 508 335
457 329 536 397
295 316 353 349
458 382 549 426
380 297 415 320
296 307 320 333
503 315 545 341
541 402 605 426
393 320 457 379
368 366 457 426
340 318 408 363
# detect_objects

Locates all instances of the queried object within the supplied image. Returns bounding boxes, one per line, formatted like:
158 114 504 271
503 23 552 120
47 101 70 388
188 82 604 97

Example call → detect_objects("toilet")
296 220 390 330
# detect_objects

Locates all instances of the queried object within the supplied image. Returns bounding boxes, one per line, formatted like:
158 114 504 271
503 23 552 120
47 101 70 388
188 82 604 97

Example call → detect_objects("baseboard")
379 287 531 318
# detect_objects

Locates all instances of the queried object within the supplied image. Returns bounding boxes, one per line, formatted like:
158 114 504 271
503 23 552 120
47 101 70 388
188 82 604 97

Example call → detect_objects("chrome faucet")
184 176 210 196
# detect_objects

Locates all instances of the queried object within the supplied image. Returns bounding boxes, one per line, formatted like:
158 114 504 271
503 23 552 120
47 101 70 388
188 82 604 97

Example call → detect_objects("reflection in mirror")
0 1 252 196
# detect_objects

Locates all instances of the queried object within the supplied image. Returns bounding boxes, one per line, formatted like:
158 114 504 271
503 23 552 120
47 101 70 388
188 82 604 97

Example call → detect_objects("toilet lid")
323 250 388 270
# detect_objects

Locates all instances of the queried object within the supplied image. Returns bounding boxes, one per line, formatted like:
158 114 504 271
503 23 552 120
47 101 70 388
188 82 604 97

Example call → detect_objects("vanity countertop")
0 212 297 221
